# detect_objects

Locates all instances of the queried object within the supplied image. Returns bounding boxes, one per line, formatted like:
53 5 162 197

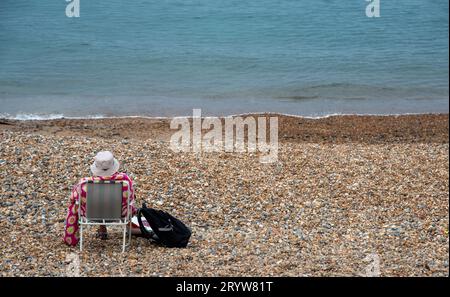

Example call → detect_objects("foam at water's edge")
0 113 172 121
0 112 447 121
0 113 67 121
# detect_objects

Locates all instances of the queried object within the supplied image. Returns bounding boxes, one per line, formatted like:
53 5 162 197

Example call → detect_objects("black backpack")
137 203 191 248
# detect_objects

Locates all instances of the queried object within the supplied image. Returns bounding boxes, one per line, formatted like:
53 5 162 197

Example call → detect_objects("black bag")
137 203 191 248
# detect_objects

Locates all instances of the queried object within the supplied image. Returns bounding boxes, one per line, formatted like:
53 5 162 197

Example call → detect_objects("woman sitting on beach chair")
63 151 137 246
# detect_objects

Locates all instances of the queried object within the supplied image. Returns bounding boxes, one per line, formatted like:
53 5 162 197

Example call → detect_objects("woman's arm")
122 174 137 216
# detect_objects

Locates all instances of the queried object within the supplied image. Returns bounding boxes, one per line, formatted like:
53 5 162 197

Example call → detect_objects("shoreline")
0 111 448 121
1 113 448 144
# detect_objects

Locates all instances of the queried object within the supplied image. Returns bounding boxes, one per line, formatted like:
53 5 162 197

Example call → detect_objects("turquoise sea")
0 0 448 118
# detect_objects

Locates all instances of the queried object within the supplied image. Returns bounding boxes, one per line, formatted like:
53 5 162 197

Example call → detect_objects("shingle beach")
0 114 448 276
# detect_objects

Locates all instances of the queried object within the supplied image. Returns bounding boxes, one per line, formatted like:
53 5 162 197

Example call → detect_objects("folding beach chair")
78 180 132 252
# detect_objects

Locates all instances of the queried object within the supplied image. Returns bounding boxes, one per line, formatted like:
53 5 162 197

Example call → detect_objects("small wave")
0 113 107 121
277 95 320 100
0 113 173 121
303 83 396 92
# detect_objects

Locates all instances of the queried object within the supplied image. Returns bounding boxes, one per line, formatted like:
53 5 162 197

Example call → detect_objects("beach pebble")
0 115 448 276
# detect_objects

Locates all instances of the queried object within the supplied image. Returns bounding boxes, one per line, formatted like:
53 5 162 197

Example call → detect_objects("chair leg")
79 224 83 252
128 223 132 246
122 225 126 253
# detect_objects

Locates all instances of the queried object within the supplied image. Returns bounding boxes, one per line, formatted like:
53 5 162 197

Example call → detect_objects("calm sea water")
0 0 448 118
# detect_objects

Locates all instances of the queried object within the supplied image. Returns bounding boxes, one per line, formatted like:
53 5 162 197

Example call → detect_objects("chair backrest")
85 181 123 220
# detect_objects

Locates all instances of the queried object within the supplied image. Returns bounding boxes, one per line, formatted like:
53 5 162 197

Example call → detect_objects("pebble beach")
0 114 448 277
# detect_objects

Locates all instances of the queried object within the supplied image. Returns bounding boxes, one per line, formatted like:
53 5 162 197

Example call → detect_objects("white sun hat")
90 151 120 177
